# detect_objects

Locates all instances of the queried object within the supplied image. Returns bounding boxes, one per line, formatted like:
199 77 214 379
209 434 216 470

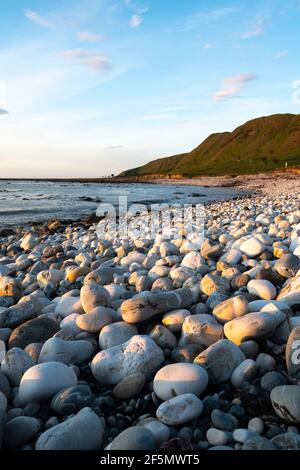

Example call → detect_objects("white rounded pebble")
153 363 208 401
156 393 203 425
248 417 264 434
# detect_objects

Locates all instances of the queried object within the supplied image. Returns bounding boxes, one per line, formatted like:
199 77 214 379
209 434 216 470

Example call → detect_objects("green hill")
119 114 300 177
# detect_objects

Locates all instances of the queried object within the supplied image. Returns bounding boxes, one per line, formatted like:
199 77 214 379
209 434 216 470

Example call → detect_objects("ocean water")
0 180 242 227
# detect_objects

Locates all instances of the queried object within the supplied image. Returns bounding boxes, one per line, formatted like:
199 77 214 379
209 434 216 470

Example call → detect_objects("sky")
0 0 300 178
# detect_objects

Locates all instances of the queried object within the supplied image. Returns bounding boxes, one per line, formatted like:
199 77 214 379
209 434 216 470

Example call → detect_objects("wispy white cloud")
77 31 104 42
202 42 214 50
24 9 54 28
197 6 238 21
240 17 265 39
182 6 238 31
130 15 143 28
105 145 125 149
276 49 290 59
214 73 259 101
0 108 8 115
61 49 111 71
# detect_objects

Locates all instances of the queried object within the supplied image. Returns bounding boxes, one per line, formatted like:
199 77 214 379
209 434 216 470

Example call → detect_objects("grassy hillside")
120 114 300 177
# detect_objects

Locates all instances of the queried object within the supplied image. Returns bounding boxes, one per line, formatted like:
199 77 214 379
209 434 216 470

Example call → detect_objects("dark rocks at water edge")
0 191 300 450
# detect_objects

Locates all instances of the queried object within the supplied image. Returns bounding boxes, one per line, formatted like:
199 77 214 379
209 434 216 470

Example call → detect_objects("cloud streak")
129 15 143 28
24 10 54 28
214 73 259 101
276 50 290 59
61 49 111 71
240 17 265 39
0 108 8 115
77 31 104 42
202 42 214 50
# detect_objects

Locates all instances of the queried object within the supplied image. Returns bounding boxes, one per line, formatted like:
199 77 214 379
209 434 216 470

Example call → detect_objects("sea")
0 180 242 227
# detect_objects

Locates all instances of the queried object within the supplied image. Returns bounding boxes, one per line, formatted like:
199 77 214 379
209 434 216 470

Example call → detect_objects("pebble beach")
1 175 300 451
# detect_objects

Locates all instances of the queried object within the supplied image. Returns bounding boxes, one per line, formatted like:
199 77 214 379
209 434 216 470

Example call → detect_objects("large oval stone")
8 316 59 349
194 339 245 384
271 385 300 423
109 426 156 451
224 312 285 345
121 288 193 323
50 385 92 415
156 393 203 425
38 337 94 365
76 307 113 333
180 314 223 348
286 325 300 379
91 335 164 385
18 362 78 406
35 407 105 450
153 363 208 401
212 295 248 324
99 321 138 350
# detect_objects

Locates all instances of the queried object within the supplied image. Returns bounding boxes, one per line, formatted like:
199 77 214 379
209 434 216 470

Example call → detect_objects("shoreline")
0 171 299 232
1 170 299 194
149 171 300 197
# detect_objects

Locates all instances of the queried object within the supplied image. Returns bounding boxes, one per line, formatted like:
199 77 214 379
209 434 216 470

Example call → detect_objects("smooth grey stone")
99 321 138 350
0 391 7 449
271 385 300 423
224 311 285 345
260 371 288 392
0 328 12 343
8 316 59 349
211 409 238 431
275 254 300 278
50 385 92 416
206 428 231 446
4 416 40 449
121 288 193 323
18 362 78 406
242 436 276 450
0 298 15 308
0 300 39 329
272 432 300 450
156 393 203 426
38 337 94 365
113 373 145 400
6 408 24 421
233 428 258 443
80 281 110 313
35 407 105 450
286 325 300 379
153 363 208 401
0 371 11 398
109 426 156 450
1 347 34 386
194 339 245 384
180 314 223 349
92 335 164 385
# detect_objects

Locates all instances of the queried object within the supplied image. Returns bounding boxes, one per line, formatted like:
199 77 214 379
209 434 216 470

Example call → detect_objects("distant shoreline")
0 177 155 184
0 170 299 194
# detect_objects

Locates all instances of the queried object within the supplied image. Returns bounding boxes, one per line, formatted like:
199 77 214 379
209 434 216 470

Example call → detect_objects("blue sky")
0 0 299 177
